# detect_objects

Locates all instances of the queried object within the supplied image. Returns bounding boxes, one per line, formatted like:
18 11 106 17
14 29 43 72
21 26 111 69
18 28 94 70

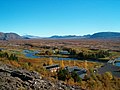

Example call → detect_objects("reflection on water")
23 50 78 60
115 57 120 66
22 50 120 66
115 62 120 67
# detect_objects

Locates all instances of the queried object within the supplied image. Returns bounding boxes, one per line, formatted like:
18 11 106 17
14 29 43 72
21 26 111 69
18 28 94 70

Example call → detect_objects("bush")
57 69 70 81
71 71 82 82
8 54 18 61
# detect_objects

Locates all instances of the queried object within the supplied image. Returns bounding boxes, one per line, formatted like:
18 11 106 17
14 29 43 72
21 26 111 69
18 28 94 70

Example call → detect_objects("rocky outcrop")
0 32 22 40
0 62 81 90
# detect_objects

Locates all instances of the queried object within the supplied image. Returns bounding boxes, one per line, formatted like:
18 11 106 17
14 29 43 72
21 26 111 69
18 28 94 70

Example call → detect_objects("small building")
52 50 56 54
59 51 70 55
44 64 60 72
0 48 4 51
65 66 87 79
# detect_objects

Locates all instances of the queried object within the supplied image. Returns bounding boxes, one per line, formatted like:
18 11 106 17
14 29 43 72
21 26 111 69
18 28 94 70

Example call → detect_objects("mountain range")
22 35 41 39
90 32 120 38
49 32 120 39
0 32 120 40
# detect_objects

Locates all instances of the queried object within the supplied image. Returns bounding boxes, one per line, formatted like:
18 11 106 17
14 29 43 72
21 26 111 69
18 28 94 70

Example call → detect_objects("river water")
115 57 120 67
22 50 120 66
23 50 78 60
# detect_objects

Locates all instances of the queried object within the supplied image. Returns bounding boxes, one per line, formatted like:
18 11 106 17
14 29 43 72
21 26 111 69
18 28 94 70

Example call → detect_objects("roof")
98 63 120 78
65 66 87 79
65 66 87 73
45 64 60 69
59 51 70 55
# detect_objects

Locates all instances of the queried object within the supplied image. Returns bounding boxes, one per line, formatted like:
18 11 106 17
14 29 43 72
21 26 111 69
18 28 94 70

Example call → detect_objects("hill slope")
0 32 22 40
0 62 81 90
90 32 120 39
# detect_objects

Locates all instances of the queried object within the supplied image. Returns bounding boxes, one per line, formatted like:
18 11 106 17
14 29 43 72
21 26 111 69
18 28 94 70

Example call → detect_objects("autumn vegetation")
0 38 120 90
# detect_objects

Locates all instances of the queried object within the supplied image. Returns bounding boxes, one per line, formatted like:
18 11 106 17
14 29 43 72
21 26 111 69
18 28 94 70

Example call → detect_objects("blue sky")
0 0 120 37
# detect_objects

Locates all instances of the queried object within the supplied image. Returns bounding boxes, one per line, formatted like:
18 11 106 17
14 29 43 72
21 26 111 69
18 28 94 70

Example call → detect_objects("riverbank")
22 50 110 63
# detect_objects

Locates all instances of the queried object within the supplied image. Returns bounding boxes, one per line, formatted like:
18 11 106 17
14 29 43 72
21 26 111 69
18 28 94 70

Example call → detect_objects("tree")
0 52 9 58
45 50 53 55
78 52 84 59
60 60 64 68
4 52 9 58
43 63 46 66
8 54 18 61
28 62 32 66
71 71 82 82
84 60 88 70
69 49 77 55
49 58 53 65
57 69 70 81
69 60 71 66
73 60 76 66
104 72 113 80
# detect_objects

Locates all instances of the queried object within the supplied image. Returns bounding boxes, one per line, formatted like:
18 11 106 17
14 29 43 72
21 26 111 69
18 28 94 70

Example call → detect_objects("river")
115 57 120 67
22 50 120 66
22 50 78 60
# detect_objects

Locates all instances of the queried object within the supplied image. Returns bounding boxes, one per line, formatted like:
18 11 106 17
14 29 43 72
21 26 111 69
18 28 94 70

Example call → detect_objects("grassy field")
0 39 120 90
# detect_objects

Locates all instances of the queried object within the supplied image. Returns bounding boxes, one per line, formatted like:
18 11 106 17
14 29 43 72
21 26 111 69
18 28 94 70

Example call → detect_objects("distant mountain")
22 35 41 39
90 32 120 39
50 35 84 39
1 32 120 40
82 34 91 38
50 32 120 39
50 34 91 39
0 32 22 40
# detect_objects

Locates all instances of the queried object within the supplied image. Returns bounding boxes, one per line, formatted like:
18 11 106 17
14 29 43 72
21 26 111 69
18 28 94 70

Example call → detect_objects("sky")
0 0 120 37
